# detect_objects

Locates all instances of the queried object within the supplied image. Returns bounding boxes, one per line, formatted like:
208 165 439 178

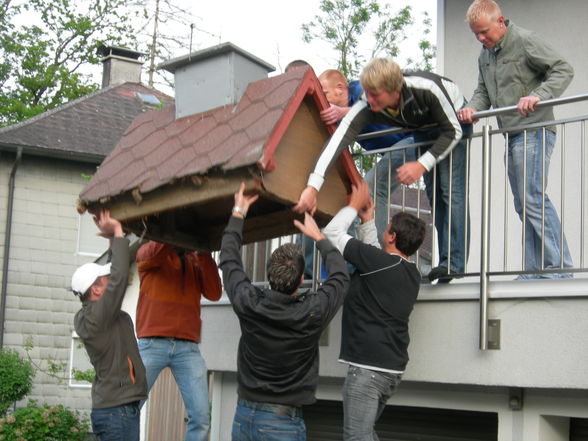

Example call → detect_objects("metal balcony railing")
230 93 588 349
354 93 588 349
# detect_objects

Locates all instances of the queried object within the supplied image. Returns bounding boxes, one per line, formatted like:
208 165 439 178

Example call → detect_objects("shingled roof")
0 83 172 162
78 67 359 249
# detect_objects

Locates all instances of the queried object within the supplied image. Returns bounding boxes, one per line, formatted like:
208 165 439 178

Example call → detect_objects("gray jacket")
74 237 147 409
468 21 573 132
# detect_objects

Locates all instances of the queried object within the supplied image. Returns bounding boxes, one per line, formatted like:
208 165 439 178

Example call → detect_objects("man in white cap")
72 209 147 441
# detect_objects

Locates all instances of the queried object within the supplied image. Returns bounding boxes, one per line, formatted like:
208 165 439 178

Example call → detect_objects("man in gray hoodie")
72 209 147 441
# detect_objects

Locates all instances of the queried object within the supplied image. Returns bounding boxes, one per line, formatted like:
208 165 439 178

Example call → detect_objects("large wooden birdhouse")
77 42 360 250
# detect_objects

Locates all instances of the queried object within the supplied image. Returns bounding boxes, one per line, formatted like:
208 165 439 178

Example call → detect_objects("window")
76 213 109 257
68 332 92 388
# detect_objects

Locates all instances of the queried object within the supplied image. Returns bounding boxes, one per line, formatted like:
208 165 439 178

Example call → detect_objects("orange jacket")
135 241 222 342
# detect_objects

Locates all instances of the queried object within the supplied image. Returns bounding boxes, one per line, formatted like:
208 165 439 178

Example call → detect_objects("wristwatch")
232 206 246 217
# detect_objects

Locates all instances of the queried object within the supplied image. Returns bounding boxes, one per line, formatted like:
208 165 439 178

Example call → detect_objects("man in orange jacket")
135 241 222 441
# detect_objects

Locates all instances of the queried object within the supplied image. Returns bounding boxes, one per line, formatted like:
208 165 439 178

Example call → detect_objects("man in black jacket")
72 209 147 441
294 58 472 283
323 180 426 440
219 182 350 441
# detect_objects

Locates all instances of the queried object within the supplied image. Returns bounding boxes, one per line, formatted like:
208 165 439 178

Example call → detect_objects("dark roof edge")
160 41 275 73
0 143 104 164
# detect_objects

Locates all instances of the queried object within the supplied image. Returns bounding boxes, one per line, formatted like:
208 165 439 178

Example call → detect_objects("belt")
238 398 303 418
143 336 194 342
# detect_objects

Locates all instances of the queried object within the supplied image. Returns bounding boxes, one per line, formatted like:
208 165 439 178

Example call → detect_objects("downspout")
0 147 23 349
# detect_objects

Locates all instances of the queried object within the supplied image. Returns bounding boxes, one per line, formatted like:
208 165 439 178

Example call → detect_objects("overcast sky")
184 0 437 75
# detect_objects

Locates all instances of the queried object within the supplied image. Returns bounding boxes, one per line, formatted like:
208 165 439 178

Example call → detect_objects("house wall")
0 153 97 411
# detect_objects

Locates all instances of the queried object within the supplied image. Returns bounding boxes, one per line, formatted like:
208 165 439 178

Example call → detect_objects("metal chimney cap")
97 45 148 60
160 41 275 74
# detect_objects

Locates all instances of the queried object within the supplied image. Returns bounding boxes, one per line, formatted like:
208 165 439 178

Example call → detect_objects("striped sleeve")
307 100 373 191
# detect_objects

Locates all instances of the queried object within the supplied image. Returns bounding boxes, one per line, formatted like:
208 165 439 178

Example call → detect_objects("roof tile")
143 137 184 170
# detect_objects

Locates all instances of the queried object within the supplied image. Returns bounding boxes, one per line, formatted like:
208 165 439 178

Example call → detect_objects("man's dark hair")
267 243 305 295
388 212 426 256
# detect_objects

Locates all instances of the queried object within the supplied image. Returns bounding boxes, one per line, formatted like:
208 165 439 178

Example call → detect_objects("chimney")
160 42 275 119
98 45 146 88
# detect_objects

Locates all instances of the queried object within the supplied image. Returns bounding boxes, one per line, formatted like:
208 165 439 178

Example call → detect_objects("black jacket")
219 216 349 406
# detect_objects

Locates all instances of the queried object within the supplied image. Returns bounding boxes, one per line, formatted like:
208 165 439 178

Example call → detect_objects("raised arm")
219 182 259 304
293 101 374 214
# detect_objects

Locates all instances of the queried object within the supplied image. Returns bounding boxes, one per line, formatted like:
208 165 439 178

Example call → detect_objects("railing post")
479 124 492 350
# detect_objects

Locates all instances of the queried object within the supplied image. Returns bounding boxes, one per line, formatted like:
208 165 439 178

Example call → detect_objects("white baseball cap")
71 262 111 297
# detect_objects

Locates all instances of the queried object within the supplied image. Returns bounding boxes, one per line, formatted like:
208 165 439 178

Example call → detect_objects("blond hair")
466 0 502 24
360 58 403 93
318 69 348 88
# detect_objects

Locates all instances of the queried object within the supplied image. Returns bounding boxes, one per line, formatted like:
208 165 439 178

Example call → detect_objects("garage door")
305 400 498 441
571 418 588 441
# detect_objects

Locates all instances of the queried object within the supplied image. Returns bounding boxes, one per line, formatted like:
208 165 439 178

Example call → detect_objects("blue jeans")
91 402 140 441
507 129 572 278
415 126 471 274
138 338 210 441
232 399 306 441
342 365 402 441
364 137 416 242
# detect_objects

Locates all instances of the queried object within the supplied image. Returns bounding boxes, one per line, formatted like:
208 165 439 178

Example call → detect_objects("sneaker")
428 266 453 283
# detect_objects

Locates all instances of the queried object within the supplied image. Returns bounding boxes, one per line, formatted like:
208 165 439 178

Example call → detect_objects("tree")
0 0 140 126
302 0 435 78
405 11 436 72
131 0 197 89
302 0 381 79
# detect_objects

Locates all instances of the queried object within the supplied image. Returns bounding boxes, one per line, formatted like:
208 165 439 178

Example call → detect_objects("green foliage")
302 0 436 78
22 336 94 386
302 0 381 78
405 11 437 72
71 368 95 384
0 0 141 126
0 400 89 441
0 350 34 417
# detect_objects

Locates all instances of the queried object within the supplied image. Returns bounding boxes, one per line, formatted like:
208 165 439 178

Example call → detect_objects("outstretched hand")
293 212 325 242
351 182 375 224
233 182 259 218
93 209 123 239
292 186 318 215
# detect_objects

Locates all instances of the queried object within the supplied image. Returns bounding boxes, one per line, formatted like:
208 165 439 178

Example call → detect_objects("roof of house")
79 67 343 205
0 83 172 163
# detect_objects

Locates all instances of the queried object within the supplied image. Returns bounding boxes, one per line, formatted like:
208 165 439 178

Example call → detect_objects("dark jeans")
91 402 140 441
415 123 472 274
232 398 306 441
